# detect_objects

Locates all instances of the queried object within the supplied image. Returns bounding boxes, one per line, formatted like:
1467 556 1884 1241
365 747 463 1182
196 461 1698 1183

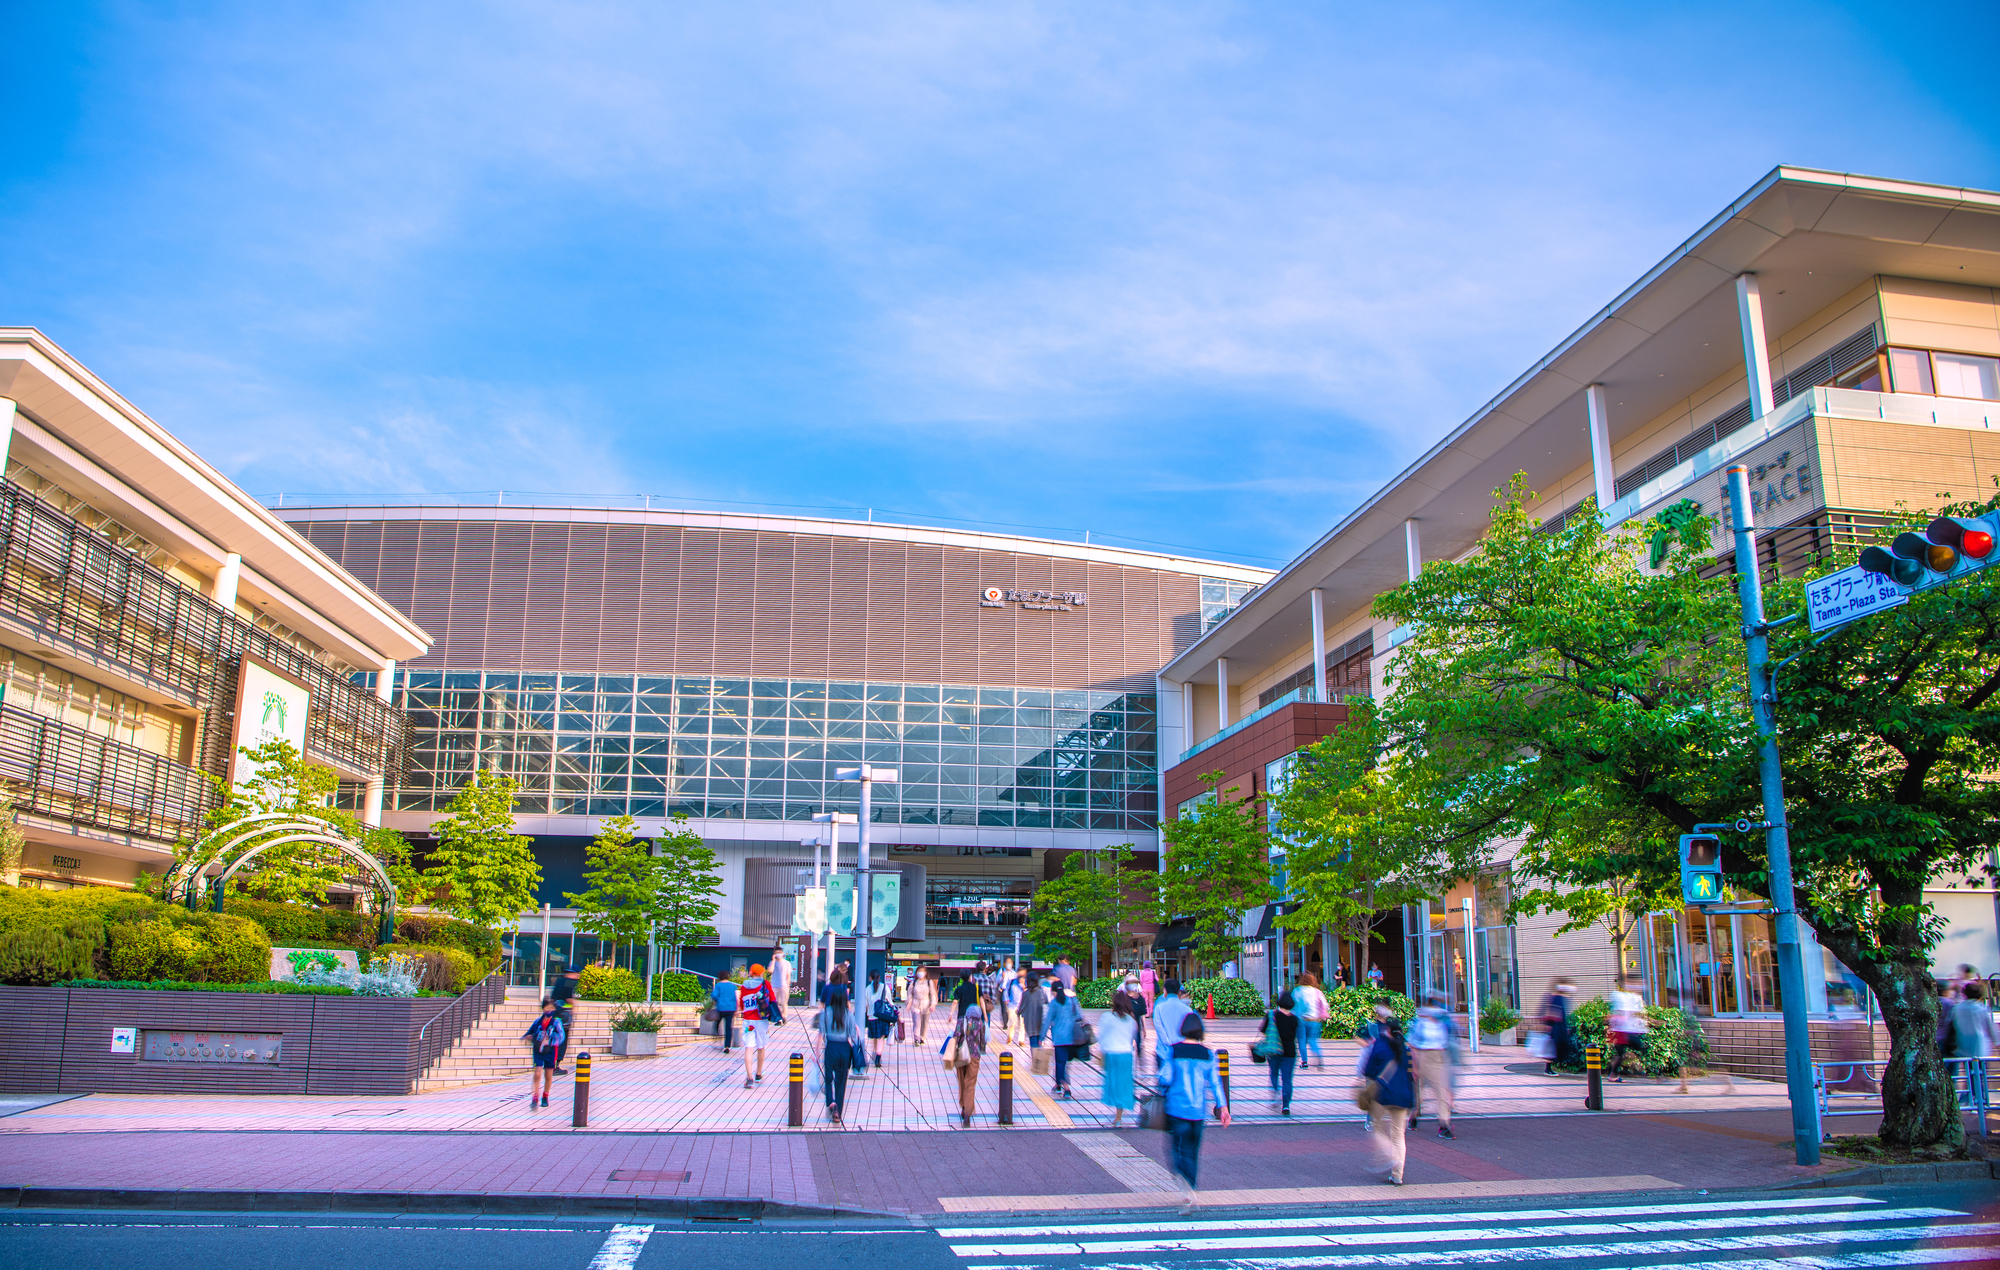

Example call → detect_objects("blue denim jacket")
1157 1041 1224 1120
1047 998 1081 1045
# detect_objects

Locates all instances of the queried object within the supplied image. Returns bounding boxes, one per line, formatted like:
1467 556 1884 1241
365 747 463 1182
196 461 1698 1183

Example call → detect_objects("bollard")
999 1051 1014 1125
788 1051 804 1127
572 1050 592 1127
1217 1048 1231 1116
1585 1044 1603 1111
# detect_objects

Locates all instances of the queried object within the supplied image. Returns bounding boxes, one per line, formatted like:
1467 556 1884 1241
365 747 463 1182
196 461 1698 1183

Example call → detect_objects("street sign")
791 886 827 936
869 873 901 936
1806 563 1907 633
971 942 1033 957
826 874 855 936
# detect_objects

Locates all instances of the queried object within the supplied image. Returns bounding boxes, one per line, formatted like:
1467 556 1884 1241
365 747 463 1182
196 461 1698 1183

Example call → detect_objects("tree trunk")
1810 916 1962 1151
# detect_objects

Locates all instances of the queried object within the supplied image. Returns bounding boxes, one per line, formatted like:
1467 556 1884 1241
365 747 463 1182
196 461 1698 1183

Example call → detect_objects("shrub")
372 943 482 992
0 918 110 984
1076 975 1123 1009
1180 977 1267 1017
105 911 271 985
609 1004 665 1033
1479 997 1522 1035
0 883 160 935
652 971 703 1002
1322 985 1418 1039
285 949 343 977
1554 997 1694 1076
60 977 355 995
579 965 645 1001
224 897 336 946
394 914 501 968
294 950 423 997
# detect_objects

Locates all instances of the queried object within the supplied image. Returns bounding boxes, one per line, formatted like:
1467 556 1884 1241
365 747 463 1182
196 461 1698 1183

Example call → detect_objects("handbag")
1527 1032 1554 1060
702 1006 721 1023
1252 1011 1283 1063
896 1018 906 1042
942 1036 961 1069
1031 1046 1053 1076
1075 1019 1097 1048
1139 1091 1168 1130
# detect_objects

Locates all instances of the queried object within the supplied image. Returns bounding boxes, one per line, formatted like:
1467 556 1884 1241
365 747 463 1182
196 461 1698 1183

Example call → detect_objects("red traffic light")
1930 516 1996 561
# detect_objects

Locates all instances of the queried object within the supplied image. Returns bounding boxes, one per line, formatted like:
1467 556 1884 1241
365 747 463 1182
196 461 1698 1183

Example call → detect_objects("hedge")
1553 997 1697 1077
0 884 160 936
1180 977 1266 1016
371 943 483 992
107 910 271 985
1322 985 1417 1039
652 971 704 1003
394 914 502 968
58 978 358 995
1075 975 1123 1009
0 917 110 985
579 965 646 1001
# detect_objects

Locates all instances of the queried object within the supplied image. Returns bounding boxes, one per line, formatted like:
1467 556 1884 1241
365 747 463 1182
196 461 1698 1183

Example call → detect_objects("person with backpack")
864 971 896 1067
1151 981 1193 1071
712 974 740 1053
1261 989 1301 1115
523 998 566 1109
813 986 864 1126
1359 1008 1416 1185
738 963 774 1088
1410 991 1458 1138
1045 979 1082 1099
1157 1013 1230 1214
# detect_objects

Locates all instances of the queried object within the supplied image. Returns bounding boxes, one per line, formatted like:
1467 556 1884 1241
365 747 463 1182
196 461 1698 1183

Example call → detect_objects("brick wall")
1163 700 1352 814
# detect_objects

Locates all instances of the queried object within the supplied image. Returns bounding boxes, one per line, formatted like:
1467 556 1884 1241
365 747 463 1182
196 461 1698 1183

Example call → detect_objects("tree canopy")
423 769 541 933
1026 844 1142 966
1157 774 1277 971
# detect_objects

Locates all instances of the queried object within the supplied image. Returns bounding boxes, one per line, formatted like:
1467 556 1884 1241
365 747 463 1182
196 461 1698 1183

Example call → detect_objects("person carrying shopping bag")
1157 1013 1230 1215
947 1000 989 1126
1098 989 1140 1126
1257 990 1301 1114
1046 980 1083 1098
1357 1008 1416 1185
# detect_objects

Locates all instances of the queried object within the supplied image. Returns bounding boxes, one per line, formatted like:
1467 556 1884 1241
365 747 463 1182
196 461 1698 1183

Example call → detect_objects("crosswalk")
935 1195 1999 1268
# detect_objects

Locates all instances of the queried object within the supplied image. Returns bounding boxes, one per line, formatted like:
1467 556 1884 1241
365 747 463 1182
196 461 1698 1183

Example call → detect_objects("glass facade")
1200 577 1257 633
385 672 1159 831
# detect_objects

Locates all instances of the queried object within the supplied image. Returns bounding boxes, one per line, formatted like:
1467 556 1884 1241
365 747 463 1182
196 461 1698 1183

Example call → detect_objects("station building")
1156 167 2000 1067
0 329 427 892
277 502 1268 981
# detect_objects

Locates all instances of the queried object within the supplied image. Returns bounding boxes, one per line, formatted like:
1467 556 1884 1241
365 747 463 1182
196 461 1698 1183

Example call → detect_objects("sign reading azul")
980 587 1087 612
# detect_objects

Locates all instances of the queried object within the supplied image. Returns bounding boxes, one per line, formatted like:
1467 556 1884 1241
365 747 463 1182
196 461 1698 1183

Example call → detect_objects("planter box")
611 1030 658 1056
1481 1028 1518 1046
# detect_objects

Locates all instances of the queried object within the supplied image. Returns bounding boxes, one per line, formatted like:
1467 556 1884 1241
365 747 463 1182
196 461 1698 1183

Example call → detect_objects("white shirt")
1609 989 1649 1034
1295 985 1329 1022
1096 1010 1139 1055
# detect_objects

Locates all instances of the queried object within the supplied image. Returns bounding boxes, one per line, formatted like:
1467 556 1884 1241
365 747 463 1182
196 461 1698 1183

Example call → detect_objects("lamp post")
833 766 897 984
809 811 857 1000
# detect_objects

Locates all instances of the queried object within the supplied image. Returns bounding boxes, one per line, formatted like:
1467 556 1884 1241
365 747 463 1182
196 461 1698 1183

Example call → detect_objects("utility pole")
1725 463 1821 1165
834 767 896 986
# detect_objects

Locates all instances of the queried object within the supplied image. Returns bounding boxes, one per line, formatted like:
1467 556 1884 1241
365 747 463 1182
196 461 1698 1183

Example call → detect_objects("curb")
0 1187 891 1221
1773 1159 1998 1188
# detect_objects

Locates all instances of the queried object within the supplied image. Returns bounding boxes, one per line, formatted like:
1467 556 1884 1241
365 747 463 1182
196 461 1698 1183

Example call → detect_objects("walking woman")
1539 977 1577 1075
1157 1013 1229 1214
1046 979 1083 1098
1021 972 1048 1062
863 971 894 1068
1293 972 1329 1070
909 967 936 1045
950 1000 989 1127
1098 989 1140 1125
1265 989 1301 1114
1359 1007 1416 1185
813 986 863 1125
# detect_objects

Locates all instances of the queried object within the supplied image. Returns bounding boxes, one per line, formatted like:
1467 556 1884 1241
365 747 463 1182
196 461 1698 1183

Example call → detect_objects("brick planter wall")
0 973 505 1097
1702 1016 1888 1081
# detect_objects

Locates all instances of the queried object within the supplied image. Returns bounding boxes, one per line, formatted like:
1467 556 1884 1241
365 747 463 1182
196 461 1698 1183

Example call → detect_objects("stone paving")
0 1005 1818 1137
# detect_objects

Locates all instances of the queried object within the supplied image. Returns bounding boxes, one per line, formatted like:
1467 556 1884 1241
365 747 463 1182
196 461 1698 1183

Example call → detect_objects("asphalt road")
2 1182 1996 1270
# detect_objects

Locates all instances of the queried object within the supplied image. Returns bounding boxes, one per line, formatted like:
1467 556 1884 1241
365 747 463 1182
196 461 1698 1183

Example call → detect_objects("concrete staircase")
417 998 705 1092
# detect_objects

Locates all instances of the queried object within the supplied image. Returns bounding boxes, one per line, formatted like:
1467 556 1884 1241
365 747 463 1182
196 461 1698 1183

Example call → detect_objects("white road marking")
933 1193 1882 1239
586 1224 656 1270
946 1207 1961 1258
1062 1133 1184 1194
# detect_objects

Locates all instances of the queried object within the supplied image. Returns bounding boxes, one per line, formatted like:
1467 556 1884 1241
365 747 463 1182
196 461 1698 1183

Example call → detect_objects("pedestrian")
523 998 566 1109
1157 1013 1230 1215
550 965 582 1073
1152 980 1194 1071
909 967 936 1045
1539 978 1576 1075
770 943 794 1008
1139 960 1157 1012
1332 963 1349 990
1046 979 1082 1098
864 970 895 1067
953 969 979 1018
739 963 774 1088
1294 972 1330 1070
1264 989 1301 1115
1021 971 1048 1066
1121 971 1146 1058
950 1000 988 1127
1952 981 1996 1109
1005 965 1027 1044
1365 964 1385 989
712 974 740 1053
1099 989 1140 1126
813 986 863 1125
1607 976 1653 1082
1410 991 1457 1139
1359 1006 1415 1185
1055 954 1078 992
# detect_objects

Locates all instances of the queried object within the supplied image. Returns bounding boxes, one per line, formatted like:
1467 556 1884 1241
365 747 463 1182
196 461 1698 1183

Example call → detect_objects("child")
524 998 566 1109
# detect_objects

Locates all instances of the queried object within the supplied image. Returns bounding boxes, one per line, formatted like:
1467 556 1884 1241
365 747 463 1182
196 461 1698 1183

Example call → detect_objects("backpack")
873 997 898 1023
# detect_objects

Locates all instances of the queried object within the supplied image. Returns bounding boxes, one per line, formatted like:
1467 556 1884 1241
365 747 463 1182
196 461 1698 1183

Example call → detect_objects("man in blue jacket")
712 975 740 1053
1156 1013 1230 1214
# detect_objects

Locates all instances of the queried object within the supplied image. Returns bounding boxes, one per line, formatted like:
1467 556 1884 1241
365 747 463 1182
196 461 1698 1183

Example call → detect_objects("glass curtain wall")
391 673 1158 831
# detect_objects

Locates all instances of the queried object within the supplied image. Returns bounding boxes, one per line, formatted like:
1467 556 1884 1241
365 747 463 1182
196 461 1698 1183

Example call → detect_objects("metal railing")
1813 1056 1991 1122
0 701 219 843
414 970 510 1081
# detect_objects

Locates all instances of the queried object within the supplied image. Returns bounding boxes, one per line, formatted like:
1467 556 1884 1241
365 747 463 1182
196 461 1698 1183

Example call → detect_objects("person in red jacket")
738 964 773 1089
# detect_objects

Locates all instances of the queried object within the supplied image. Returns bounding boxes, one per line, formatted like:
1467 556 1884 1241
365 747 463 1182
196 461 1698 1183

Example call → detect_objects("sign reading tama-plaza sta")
230 655 311 785
980 587 1087 612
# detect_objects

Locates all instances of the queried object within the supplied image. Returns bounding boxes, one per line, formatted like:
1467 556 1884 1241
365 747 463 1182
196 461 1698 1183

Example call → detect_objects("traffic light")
1859 514 2000 593
1680 833 1723 906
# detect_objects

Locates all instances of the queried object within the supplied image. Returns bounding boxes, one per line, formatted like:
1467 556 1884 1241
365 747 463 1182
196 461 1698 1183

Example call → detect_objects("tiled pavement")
0 1007 1816 1136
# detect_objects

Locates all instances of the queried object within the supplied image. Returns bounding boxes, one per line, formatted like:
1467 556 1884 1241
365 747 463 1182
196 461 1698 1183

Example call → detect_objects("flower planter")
1481 1028 1517 1046
610 1030 658 1056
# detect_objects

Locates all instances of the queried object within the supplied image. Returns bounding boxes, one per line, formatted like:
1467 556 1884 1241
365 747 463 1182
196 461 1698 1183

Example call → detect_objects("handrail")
418 970 504 1044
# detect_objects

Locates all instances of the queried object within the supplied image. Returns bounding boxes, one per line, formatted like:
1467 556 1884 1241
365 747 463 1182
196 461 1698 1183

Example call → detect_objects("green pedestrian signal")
1680 833 1723 907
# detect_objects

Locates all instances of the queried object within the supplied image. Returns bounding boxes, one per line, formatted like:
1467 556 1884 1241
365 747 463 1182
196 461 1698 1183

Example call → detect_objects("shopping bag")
1139 1092 1168 1130
1527 1032 1553 1060
1031 1047 1053 1076
942 1036 961 1070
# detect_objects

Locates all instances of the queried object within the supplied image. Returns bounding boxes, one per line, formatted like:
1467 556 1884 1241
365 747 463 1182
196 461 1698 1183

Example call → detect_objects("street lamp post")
809 811 857 1000
833 766 897 985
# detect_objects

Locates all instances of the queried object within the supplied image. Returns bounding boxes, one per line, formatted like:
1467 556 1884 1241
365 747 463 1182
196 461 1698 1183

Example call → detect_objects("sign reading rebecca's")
230 656 312 785
980 587 1087 612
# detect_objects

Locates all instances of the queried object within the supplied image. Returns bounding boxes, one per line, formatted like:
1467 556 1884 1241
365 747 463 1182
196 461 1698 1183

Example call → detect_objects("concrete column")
1181 679 1195 749
1736 274 1777 420
1309 588 1328 703
1404 520 1422 583
376 659 397 704
212 553 242 611
1585 384 1615 508
1216 658 1230 728
362 778 384 828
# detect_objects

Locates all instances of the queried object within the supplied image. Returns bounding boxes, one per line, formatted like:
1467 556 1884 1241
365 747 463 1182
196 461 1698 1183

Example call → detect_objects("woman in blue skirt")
1097 989 1139 1125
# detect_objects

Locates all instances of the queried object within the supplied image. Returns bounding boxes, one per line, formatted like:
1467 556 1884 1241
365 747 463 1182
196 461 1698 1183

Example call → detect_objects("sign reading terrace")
980 587 1087 611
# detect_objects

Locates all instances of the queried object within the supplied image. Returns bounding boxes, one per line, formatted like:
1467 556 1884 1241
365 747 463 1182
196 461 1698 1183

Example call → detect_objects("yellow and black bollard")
572 1050 592 1127
788 1052 804 1127
1216 1048 1231 1117
999 1051 1013 1125
1585 1044 1603 1111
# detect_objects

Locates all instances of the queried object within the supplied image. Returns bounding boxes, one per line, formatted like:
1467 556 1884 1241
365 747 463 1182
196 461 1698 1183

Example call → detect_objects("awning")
1152 922 1197 952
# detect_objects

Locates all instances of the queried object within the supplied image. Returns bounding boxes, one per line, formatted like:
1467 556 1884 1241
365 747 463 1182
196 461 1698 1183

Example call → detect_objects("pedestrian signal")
1858 513 2000 594
1680 833 1723 906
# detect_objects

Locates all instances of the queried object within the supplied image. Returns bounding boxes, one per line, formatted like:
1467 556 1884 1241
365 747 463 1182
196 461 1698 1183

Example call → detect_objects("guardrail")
0 700 218 843
1813 1056 1990 1122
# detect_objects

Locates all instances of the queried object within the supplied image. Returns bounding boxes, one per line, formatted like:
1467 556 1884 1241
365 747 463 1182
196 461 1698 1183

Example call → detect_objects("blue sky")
3 2 1994 567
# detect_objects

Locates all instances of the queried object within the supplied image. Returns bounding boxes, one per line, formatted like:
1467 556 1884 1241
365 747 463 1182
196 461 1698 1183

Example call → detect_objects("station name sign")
981 587 1086 612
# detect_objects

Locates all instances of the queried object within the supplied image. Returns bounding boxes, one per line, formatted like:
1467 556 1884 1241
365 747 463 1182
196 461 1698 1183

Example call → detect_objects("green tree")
424 770 541 934
1329 473 2000 1149
1156 773 1278 972
650 816 722 968
566 815 655 962
1027 845 1139 967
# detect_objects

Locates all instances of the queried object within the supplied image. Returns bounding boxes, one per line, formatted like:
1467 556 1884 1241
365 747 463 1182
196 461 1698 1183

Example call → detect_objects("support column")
375 659 397 703
1586 384 1615 508
362 779 385 828
1216 658 1230 728
362 659 397 828
1404 520 1422 583
1736 274 1776 420
212 553 242 612
1181 679 1195 750
1309 588 1328 703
